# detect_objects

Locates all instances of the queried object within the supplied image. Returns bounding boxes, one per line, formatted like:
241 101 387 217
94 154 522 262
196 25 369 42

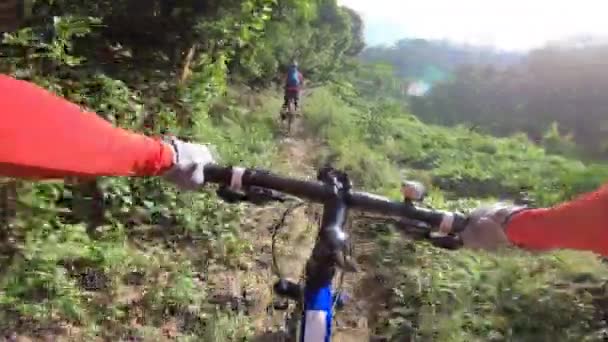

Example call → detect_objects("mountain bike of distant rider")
281 94 299 134
281 63 303 135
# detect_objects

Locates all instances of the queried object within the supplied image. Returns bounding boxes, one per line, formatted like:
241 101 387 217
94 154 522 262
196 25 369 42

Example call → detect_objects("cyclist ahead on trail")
2 73 608 257
282 61 304 114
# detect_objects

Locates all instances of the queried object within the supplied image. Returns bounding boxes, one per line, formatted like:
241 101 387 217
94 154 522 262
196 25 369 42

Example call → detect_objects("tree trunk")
179 43 197 84
0 0 22 32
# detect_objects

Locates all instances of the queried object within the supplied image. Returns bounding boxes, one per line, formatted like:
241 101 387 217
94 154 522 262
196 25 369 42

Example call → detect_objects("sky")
337 0 608 51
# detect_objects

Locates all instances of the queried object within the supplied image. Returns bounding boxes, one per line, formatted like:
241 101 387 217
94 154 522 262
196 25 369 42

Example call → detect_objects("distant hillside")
360 38 523 85
408 42 608 159
360 37 608 159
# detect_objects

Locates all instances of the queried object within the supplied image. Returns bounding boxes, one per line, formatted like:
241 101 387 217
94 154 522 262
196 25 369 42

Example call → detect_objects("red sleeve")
506 182 608 256
0 75 174 179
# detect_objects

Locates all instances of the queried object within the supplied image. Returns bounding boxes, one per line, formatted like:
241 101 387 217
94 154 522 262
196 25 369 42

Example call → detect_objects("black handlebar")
205 163 468 302
204 164 468 233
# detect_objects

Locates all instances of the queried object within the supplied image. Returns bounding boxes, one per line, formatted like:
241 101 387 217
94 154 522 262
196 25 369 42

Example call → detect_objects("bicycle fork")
275 168 356 341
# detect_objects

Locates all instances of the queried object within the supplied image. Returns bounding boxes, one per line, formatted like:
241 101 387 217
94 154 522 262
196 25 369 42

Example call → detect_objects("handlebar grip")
204 164 233 185
451 213 469 233
203 164 466 234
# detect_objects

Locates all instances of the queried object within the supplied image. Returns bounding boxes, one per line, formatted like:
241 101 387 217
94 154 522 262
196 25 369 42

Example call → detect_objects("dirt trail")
2 99 383 342
189 110 384 341
234 124 383 342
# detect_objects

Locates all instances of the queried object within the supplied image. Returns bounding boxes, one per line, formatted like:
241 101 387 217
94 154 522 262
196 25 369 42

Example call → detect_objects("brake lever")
246 186 287 205
335 249 358 273
427 212 467 249
451 212 469 233
396 215 466 250
216 186 246 203
216 186 287 205
428 233 463 250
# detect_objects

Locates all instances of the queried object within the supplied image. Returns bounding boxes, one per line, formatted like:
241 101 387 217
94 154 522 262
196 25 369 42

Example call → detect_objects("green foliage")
2 15 101 73
542 122 579 157
182 0 276 121
300 80 608 340
304 87 608 206
405 43 608 159
360 38 521 82
0 4 288 336
235 0 365 85
303 88 400 193
346 62 408 101
374 234 608 341
200 310 255 341
3 1 608 341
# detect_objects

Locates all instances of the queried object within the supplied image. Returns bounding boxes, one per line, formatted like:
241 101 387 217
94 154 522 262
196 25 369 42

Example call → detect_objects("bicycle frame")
297 168 352 341
205 164 467 341
282 94 298 134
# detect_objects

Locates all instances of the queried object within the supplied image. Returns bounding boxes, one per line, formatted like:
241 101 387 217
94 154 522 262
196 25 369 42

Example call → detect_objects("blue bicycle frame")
206 164 467 342
272 168 351 342
298 169 351 342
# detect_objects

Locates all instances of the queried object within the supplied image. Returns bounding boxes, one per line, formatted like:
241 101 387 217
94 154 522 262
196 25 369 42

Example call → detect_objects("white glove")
460 203 527 251
162 137 215 190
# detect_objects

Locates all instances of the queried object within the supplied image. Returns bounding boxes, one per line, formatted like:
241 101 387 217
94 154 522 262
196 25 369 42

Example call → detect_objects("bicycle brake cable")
270 201 307 279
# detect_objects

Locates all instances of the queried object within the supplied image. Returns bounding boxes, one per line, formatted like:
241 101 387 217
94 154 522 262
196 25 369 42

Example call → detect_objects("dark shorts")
285 89 300 101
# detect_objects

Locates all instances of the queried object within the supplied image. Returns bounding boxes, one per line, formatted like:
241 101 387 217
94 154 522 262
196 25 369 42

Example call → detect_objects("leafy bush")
304 87 608 207
3 1 608 341
0 5 285 337
373 233 608 341
302 85 608 340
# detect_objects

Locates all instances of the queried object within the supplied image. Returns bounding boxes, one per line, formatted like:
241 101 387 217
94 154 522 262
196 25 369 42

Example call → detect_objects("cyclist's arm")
0 74 174 179
506 182 608 256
